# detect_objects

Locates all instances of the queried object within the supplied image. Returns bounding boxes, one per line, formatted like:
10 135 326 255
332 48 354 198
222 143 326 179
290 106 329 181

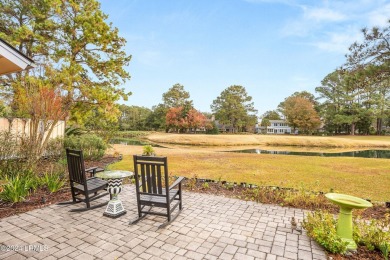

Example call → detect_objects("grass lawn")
145 133 390 148
109 143 390 202
333 135 390 141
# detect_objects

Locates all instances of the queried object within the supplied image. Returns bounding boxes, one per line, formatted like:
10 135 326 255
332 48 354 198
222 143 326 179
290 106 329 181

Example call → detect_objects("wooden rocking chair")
59 149 109 212
131 155 185 227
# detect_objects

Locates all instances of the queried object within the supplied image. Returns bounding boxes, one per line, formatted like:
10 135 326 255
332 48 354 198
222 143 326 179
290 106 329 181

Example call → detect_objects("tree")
162 83 193 108
166 107 184 132
316 70 348 134
118 105 151 131
166 107 209 133
344 21 390 134
145 104 168 131
281 96 321 133
261 110 281 120
187 109 208 131
0 0 131 129
146 83 193 131
15 79 67 164
278 91 318 113
211 85 257 133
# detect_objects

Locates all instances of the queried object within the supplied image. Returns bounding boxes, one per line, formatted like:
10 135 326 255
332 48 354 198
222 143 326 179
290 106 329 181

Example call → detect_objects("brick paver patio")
0 185 327 259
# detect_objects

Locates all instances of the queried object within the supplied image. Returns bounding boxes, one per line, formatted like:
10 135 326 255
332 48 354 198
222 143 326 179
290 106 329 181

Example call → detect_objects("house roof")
268 120 286 123
0 38 35 76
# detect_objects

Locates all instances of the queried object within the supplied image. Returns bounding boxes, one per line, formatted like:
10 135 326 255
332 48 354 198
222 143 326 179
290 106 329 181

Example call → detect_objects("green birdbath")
325 193 373 251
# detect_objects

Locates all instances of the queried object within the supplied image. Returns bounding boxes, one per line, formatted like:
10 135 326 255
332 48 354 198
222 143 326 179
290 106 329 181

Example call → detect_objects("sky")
99 0 390 115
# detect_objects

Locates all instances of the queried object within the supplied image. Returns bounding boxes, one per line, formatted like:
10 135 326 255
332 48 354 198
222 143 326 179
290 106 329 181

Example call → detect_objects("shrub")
0 172 38 203
380 242 390 260
206 122 219 135
40 172 66 193
142 145 155 156
0 131 19 161
283 183 332 209
65 126 85 137
0 132 31 176
44 137 64 158
304 211 390 256
64 134 107 160
243 186 286 204
353 215 390 256
303 211 348 254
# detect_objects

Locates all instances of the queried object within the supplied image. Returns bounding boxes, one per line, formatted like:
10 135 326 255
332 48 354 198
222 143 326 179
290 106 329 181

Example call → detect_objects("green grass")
110 151 390 201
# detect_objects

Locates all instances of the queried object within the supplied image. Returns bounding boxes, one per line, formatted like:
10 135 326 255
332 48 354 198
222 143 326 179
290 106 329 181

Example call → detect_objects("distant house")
0 38 35 76
215 120 235 133
259 119 296 134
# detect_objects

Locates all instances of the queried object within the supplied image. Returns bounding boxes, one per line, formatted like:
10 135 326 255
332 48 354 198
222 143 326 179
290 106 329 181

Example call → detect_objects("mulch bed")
0 188 72 219
183 181 389 220
328 246 384 260
0 156 388 260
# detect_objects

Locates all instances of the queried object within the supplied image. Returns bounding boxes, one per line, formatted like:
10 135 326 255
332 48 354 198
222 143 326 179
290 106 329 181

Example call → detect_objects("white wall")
0 118 65 139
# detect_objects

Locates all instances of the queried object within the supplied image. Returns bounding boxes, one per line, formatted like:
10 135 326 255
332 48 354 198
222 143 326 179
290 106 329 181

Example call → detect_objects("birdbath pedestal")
325 193 372 251
96 170 133 218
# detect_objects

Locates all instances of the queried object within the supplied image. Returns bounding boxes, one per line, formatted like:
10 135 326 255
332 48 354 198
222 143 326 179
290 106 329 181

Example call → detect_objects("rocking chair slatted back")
134 155 168 195
66 149 86 185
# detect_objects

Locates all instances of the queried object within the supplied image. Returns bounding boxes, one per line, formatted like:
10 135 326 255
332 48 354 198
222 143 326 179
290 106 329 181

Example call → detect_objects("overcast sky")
100 0 390 115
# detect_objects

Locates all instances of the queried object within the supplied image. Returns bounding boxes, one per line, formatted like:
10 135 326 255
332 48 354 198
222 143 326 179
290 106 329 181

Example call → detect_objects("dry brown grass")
145 133 390 148
109 144 390 201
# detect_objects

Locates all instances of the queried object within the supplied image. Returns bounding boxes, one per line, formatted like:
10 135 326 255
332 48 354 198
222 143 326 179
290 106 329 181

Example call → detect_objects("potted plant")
142 145 155 156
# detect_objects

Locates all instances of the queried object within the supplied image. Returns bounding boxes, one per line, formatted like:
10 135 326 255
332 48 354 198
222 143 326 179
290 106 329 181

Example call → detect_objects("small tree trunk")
351 123 355 135
377 118 382 135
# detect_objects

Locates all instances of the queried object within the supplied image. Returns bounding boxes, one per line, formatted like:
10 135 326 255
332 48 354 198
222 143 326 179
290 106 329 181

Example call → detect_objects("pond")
228 149 390 159
110 138 165 147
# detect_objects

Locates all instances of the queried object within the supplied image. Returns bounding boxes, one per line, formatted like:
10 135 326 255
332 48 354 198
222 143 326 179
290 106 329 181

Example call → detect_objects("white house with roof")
258 119 297 134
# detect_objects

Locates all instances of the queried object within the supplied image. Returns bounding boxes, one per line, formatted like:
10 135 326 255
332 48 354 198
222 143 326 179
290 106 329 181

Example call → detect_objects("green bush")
65 126 85 137
206 122 219 134
303 211 348 254
64 134 107 160
0 172 38 203
0 132 30 177
353 216 390 257
40 172 66 193
142 145 155 156
304 211 390 256
44 137 64 158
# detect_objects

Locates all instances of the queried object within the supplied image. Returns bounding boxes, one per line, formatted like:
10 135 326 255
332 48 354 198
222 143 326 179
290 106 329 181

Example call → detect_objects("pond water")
228 149 390 159
110 138 165 147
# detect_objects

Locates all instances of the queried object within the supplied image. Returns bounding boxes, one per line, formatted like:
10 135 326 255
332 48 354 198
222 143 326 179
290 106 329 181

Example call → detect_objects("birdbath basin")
325 193 373 250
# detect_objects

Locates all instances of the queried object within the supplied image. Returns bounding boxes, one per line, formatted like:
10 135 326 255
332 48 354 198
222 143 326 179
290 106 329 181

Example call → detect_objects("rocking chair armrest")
85 166 104 177
85 167 100 177
169 177 185 190
85 167 98 173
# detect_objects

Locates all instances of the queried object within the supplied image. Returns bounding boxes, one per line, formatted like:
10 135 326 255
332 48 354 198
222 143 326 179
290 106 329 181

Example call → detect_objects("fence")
0 117 65 139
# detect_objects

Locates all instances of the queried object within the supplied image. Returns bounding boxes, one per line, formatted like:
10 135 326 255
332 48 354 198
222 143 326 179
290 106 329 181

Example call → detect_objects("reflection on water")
229 149 390 159
110 138 165 147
